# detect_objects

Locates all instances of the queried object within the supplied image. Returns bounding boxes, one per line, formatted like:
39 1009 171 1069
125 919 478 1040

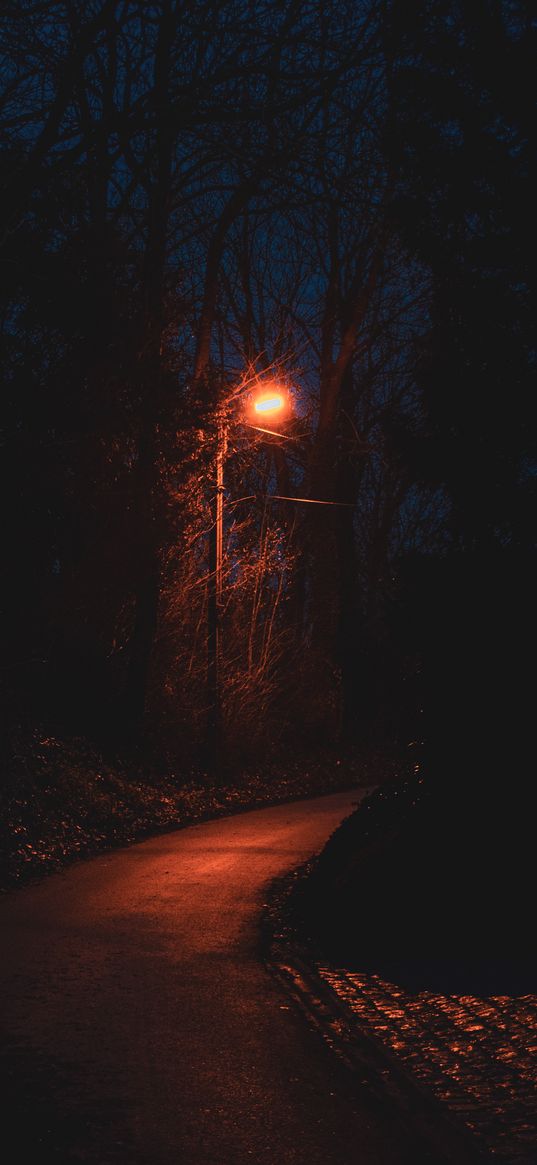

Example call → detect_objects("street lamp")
246 382 290 427
253 392 285 415
207 383 290 772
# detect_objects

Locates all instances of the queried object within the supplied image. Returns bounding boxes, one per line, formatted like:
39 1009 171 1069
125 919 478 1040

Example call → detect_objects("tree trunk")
122 3 174 740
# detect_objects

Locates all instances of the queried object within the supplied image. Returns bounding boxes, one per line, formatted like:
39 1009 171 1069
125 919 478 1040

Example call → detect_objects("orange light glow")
253 394 285 415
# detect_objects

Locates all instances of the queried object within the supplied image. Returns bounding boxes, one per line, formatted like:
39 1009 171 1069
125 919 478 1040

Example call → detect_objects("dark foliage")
292 1 536 994
385 0 536 548
296 768 537 993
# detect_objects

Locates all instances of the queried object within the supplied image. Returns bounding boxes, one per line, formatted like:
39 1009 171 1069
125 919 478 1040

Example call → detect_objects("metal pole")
207 416 226 771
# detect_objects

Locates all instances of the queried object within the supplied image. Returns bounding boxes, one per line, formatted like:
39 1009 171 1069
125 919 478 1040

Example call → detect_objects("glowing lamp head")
253 393 285 416
245 381 292 428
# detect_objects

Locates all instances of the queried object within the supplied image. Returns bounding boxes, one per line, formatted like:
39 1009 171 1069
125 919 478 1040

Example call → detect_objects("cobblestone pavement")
317 965 537 1164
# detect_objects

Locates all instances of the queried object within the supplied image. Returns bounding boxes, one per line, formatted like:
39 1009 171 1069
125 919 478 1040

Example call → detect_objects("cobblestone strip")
317 966 537 1164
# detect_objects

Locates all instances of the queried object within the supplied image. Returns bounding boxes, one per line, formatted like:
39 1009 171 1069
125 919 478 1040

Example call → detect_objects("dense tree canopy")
1 0 533 772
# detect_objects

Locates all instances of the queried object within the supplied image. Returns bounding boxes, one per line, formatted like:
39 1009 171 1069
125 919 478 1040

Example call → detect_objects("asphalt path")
1 791 421 1164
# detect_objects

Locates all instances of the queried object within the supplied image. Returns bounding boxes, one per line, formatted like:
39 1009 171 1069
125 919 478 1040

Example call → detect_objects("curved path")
1 791 416 1164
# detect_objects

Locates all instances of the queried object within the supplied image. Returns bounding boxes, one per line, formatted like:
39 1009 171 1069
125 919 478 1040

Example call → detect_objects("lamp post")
206 384 288 772
207 413 225 770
